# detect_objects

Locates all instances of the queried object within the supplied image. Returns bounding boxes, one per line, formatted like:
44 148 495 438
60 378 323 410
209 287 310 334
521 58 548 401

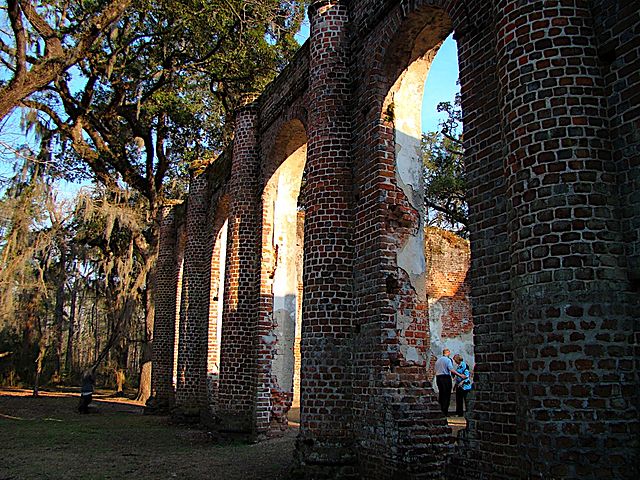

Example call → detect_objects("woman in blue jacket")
453 354 472 417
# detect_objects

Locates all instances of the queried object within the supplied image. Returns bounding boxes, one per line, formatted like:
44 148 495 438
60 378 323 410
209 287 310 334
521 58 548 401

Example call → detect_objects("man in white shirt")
434 348 465 416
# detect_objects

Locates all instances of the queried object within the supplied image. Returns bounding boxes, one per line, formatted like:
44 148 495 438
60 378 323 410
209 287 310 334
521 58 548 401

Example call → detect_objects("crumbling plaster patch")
390 52 437 365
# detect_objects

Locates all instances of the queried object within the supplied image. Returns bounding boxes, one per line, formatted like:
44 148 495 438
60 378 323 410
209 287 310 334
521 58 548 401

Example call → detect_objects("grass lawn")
0 388 296 480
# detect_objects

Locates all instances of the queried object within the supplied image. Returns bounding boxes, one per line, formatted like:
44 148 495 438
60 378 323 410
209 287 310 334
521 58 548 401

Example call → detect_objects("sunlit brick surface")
150 206 183 409
217 105 262 432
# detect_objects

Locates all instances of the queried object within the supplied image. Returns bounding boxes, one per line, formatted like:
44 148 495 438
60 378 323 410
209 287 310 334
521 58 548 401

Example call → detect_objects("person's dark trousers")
78 394 92 413
436 374 453 416
456 387 468 416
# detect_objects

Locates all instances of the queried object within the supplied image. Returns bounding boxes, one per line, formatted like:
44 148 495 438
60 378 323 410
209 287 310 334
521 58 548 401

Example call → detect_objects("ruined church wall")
151 0 640 477
254 50 310 434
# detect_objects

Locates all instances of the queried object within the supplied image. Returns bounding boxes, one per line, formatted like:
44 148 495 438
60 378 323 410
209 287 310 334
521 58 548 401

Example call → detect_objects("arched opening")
258 119 307 430
206 199 229 415
383 6 473 425
172 221 187 392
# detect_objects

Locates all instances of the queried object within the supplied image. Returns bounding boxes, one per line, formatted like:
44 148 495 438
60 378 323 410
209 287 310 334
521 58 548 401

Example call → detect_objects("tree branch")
0 0 131 120
20 98 66 129
7 0 27 81
0 38 39 65
425 199 468 227
18 0 64 57
441 129 464 148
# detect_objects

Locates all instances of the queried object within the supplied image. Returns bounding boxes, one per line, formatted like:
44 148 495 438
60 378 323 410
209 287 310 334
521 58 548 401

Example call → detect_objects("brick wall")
494 1 636 477
153 0 639 477
175 176 211 420
217 105 262 433
294 2 356 473
592 3 640 455
349 3 474 477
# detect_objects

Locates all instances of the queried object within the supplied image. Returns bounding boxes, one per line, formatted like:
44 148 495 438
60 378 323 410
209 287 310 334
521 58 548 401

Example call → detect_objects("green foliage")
422 92 468 237
44 0 307 204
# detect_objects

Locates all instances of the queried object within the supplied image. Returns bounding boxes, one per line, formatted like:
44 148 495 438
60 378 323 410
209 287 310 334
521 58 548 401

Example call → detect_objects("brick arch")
353 2 514 477
262 117 308 185
347 3 465 477
256 118 308 433
205 191 230 417
264 111 312 212
382 5 452 89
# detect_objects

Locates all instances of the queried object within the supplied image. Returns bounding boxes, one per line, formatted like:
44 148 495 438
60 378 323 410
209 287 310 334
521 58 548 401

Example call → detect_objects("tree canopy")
422 92 468 238
16 0 305 206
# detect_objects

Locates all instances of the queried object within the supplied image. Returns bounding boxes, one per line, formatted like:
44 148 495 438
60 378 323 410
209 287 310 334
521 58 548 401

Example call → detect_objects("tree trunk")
113 337 128 396
53 248 67 382
0 62 64 121
92 284 99 363
65 283 78 376
33 341 47 397
115 368 126 394
136 209 159 403
136 276 155 402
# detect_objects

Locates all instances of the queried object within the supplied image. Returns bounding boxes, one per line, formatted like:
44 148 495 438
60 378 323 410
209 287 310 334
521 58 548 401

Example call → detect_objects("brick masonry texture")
216 105 263 433
151 1 640 478
150 205 183 410
175 175 212 419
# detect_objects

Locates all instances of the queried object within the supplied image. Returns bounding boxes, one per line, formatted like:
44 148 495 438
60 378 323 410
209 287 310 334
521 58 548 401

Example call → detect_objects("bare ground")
0 388 297 480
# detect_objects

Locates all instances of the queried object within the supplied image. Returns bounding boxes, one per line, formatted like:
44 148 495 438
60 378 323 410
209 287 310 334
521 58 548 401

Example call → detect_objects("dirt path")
0 388 297 480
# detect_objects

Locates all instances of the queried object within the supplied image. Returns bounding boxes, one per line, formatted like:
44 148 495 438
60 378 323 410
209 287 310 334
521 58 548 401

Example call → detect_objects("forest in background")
0 0 465 399
0 0 307 398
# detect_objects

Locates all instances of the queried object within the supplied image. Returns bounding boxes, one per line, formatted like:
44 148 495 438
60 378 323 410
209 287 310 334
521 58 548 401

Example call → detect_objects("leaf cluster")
18 0 305 209
422 93 468 237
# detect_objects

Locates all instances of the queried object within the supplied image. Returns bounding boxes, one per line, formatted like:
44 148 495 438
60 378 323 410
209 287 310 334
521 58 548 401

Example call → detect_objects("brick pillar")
495 2 637 477
174 175 211 421
150 206 181 410
217 105 261 433
295 0 355 473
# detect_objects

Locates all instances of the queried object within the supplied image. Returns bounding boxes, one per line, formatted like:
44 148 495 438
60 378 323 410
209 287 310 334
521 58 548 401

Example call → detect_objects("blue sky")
421 35 460 133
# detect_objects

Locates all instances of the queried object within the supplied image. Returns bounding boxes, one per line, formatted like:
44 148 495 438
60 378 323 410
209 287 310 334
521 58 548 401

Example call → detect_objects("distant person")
434 348 465 416
453 354 472 417
78 370 95 414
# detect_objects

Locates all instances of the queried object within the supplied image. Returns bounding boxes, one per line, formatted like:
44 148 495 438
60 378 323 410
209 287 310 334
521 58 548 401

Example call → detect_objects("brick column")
295 0 356 473
495 1 636 477
217 104 261 432
149 206 181 411
174 175 211 421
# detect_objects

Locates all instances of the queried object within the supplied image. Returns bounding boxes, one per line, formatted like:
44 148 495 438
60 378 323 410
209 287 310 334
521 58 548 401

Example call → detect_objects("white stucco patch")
396 310 425 365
